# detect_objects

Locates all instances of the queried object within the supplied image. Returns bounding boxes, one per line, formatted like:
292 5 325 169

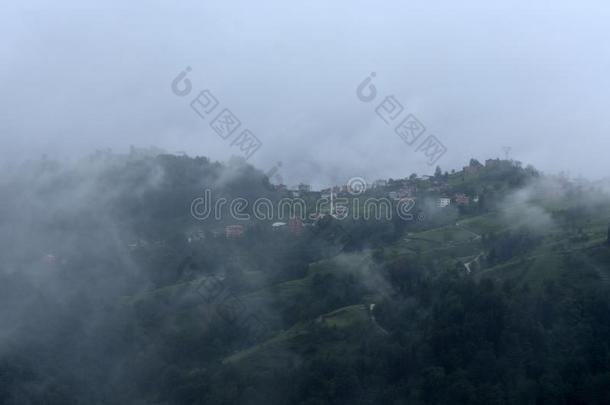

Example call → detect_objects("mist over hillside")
4 1 610 403
0 151 609 404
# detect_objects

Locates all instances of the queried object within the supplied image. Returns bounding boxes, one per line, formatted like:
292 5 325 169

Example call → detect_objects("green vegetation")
1 153 610 404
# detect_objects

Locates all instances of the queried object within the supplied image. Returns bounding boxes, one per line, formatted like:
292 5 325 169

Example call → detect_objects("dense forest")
0 151 609 404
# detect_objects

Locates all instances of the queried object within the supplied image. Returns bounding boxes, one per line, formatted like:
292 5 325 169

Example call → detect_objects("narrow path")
464 252 484 274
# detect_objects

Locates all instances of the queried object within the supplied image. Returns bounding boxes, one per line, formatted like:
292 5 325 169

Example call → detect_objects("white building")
437 197 451 208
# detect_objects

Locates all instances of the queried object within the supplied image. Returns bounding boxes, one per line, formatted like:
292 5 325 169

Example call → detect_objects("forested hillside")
1 152 609 404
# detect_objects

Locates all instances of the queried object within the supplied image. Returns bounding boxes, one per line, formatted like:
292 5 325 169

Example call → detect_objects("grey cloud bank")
2 0 610 186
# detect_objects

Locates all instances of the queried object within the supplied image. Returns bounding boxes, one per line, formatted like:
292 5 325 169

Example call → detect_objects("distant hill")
1 152 610 404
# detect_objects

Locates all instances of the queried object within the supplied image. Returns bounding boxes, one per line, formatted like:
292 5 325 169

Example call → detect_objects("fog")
3 2 610 404
2 0 610 187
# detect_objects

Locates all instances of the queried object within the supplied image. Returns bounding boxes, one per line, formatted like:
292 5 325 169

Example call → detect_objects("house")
454 193 470 205
291 190 301 198
437 197 451 208
388 191 399 200
225 225 245 239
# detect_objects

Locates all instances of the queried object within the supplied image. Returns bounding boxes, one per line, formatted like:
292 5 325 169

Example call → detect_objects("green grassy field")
223 304 370 366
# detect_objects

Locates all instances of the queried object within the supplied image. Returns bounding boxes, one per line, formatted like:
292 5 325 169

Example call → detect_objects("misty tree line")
0 152 609 404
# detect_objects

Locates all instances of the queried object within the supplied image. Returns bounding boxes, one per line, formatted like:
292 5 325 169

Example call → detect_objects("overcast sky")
2 0 610 187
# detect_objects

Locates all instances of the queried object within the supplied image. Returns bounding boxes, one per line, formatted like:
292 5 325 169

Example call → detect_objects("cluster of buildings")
189 217 307 242
224 217 306 240
148 163 489 247
276 174 480 213
435 193 479 208
369 177 477 210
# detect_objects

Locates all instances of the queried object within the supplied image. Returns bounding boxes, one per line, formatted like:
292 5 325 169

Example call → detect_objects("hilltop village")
176 158 533 242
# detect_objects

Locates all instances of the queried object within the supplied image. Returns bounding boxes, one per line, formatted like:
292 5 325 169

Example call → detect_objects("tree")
435 166 442 178
469 158 482 167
